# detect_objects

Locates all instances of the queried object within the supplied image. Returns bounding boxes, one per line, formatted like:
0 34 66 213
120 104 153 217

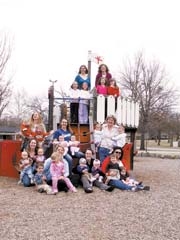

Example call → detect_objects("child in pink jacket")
50 152 77 194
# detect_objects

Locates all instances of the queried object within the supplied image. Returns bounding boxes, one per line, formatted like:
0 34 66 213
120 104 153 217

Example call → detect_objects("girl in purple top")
95 64 112 87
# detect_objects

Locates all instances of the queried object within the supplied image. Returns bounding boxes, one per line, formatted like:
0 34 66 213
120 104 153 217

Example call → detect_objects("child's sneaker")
98 176 103 182
30 178 34 184
143 186 150 191
18 180 22 185
47 191 56 195
131 186 143 192
71 187 78 193
38 188 44 193
90 176 97 183
52 190 58 195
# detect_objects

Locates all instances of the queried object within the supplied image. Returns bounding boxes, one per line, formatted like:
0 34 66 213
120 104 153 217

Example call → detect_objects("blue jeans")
98 147 110 163
20 166 33 181
74 151 84 158
109 179 133 190
22 174 31 187
64 154 73 175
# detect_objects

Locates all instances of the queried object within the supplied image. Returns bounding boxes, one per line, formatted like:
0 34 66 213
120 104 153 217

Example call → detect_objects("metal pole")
48 80 57 131
88 50 92 84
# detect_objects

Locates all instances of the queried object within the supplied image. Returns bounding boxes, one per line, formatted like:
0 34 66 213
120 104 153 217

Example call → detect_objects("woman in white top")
98 115 119 163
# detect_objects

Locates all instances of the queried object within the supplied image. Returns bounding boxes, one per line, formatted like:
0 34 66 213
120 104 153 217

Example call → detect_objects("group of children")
18 148 78 195
96 77 120 97
75 153 148 192
52 134 82 158
69 81 91 124
69 77 120 124
18 136 149 195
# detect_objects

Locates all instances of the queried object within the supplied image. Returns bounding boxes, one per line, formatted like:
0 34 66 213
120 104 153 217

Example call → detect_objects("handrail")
53 95 139 129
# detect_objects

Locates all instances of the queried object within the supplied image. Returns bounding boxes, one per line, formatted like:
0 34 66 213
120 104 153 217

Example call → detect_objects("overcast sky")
1 0 180 107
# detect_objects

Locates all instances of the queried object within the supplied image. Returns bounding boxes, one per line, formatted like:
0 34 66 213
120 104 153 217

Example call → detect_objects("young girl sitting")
50 152 77 194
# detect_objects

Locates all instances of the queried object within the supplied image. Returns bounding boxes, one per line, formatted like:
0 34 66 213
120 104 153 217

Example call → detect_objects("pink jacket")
50 161 65 178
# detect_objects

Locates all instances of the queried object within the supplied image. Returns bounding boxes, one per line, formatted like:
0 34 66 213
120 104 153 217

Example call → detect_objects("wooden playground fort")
48 51 140 170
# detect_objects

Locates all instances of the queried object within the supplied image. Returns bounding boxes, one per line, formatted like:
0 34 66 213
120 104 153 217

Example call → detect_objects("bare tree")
7 88 31 123
27 96 48 122
121 52 179 150
0 32 13 118
5 90 48 126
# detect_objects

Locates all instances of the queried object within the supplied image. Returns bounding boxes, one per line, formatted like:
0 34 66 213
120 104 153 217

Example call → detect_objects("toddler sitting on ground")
18 151 34 185
34 163 54 194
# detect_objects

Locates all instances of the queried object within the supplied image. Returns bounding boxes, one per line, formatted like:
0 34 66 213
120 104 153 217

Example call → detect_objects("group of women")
18 109 149 193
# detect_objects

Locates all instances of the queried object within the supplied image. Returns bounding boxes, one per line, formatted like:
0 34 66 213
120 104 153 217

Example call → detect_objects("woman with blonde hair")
20 111 48 149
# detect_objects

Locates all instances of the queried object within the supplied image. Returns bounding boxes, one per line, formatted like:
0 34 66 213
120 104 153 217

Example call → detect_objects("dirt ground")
0 157 180 240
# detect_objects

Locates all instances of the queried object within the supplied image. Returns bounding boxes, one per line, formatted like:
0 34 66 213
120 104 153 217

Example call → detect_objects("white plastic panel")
130 101 135 127
116 97 122 125
122 98 127 126
135 102 140 127
107 95 115 116
126 99 131 126
97 95 105 123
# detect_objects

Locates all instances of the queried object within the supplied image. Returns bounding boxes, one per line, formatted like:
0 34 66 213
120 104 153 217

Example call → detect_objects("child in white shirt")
93 122 103 152
112 124 127 148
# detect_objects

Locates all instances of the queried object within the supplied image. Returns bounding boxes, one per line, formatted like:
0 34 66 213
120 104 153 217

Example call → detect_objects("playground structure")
0 88 139 179
47 51 140 170
0 52 140 179
48 88 139 170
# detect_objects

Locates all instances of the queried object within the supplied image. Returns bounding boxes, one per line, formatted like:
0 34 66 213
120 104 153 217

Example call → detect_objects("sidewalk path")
137 147 180 159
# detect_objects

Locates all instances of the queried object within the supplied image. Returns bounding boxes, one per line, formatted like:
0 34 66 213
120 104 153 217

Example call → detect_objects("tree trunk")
170 135 173 147
157 130 161 146
140 132 145 150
